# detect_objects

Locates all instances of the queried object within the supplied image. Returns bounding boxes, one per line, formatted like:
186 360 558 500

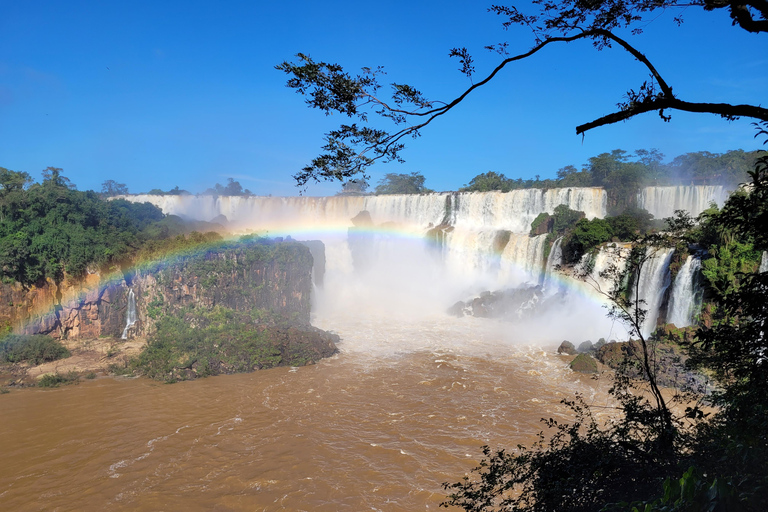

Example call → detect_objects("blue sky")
1 1 766 196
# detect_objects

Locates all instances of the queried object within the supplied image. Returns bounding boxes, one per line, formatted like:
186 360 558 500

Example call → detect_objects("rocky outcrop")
0 239 324 340
0 274 130 339
570 353 598 373
595 339 709 393
448 286 543 319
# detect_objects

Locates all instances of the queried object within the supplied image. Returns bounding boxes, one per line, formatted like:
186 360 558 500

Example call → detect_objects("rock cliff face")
0 275 129 339
0 239 322 340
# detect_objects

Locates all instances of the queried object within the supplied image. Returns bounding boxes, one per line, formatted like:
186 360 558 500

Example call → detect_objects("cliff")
0 238 323 340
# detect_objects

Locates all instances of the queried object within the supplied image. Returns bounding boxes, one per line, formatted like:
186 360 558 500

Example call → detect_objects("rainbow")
6 220 622 340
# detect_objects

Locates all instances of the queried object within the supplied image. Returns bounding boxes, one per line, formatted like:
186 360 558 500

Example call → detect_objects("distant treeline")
337 149 758 200
459 149 758 215
460 149 757 192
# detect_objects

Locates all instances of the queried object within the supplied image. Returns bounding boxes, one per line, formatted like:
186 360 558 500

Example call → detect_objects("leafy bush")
562 218 613 263
0 335 70 365
38 371 79 387
131 306 293 383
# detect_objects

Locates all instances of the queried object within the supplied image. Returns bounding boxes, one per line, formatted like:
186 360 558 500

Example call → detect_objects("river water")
2 192 630 511
0 308 612 511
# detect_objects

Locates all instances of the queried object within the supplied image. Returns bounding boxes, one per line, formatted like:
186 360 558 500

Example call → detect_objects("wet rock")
557 340 577 355
570 353 598 373
577 340 594 353
596 342 625 367
447 301 466 318
451 286 543 320
350 210 373 227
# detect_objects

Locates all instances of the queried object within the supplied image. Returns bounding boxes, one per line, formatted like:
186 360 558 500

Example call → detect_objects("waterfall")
760 251 768 273
118 189 678 341
121 289 137 339
633 248 675 338
121 188 606 289
637 185 730 220
667 256 702 328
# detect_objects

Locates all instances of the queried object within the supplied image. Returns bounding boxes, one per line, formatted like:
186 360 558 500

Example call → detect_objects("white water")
761 251 768 273
667 256 702 328
638 185 730 220
121 289 137 339
633 248 675 338
119 189 659 342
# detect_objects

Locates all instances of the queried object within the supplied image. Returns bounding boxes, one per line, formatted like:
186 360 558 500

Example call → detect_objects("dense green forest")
0 167 225 286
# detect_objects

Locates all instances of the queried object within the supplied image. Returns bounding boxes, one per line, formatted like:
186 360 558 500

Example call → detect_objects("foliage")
130 306 300 383
145 186 190 195
460 171 515 192
374 172 433 194
699 241 760 298
529 212 550 236
100 180 129 197
0 334 70 365
338 178 369 195
443 394 677 512
0 167 166 284
562 218 613 263
202 177 252 196
37 371 80 388
278 2 766 186
551 204 584 235
620 466 743 512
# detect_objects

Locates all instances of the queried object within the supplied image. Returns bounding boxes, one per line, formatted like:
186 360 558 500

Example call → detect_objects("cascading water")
761 251 768 273
667 256 703 328
637 185 730 220
633 248 675 338
118 188 692 341
121 288 137 339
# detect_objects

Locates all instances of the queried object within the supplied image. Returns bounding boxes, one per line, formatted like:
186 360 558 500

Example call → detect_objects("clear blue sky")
1 1 766 196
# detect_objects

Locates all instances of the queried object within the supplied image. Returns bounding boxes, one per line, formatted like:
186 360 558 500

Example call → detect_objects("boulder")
447 301 465 318
570 353 598 373
577 340 594 353
596 342 625 368
557 340 577 355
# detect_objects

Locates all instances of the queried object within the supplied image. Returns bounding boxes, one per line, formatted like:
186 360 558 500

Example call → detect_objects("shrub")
38 371 79 388
0 335 70 365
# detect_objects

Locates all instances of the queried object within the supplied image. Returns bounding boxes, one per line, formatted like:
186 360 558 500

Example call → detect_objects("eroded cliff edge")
0 238 338 383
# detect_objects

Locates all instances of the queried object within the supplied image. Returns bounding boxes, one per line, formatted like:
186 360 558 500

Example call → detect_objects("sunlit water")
0 307 614 511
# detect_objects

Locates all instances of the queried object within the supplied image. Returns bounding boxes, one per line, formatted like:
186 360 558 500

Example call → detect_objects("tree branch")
577 97 768 134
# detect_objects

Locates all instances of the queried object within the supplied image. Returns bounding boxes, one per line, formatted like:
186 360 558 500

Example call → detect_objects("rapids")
0 312 615 511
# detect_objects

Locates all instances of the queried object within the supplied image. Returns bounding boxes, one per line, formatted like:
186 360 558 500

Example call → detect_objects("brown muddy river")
0 312 612 511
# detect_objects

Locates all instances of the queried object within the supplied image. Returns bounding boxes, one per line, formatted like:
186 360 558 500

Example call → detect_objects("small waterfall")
634 248 675 338
637 185 730 219
760 251 768 273
542 237 564 294
121 289 137 339
667 256 702 328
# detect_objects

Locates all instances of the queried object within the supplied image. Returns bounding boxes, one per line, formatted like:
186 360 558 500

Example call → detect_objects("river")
0 308 611 511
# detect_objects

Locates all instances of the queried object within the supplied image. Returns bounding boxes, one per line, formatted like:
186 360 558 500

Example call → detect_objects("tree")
203 178 252 196
338 178 369 195
460 171 514 192
277 1 768 187
101 180 129 197
374 172 433 194
41 167 75 189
